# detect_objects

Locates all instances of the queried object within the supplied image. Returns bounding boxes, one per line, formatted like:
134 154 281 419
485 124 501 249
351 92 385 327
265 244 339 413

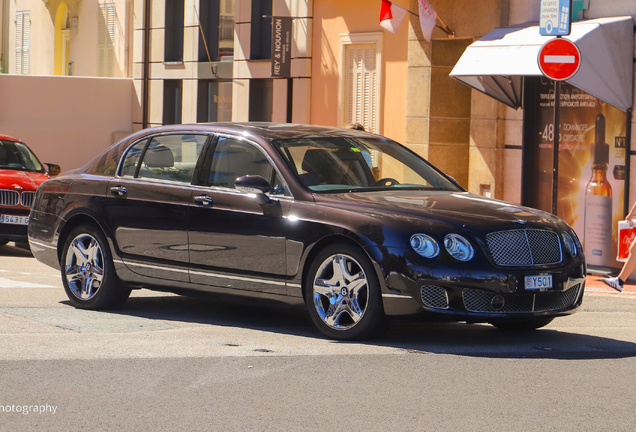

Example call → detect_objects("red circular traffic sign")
538 38 581 81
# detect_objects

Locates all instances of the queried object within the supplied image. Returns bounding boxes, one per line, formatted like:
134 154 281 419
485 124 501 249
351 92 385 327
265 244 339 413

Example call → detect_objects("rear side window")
84 143 124 176
136 134 208 184
120 140 148 177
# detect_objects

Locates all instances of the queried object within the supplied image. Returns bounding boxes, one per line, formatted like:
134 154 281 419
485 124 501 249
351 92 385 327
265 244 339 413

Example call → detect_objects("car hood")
315 190 565 231
0 169 49 191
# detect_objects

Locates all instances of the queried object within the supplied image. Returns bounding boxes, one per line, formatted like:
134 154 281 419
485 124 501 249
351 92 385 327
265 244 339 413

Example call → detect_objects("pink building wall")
0 75 134 172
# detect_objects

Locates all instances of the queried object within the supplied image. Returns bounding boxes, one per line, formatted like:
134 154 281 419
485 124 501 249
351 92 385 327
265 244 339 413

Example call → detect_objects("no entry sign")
538 38 581 80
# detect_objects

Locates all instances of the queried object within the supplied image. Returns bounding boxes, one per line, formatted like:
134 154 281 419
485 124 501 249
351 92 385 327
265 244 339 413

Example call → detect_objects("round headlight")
561 232 577 257
410 234 440 258
444 234 474 261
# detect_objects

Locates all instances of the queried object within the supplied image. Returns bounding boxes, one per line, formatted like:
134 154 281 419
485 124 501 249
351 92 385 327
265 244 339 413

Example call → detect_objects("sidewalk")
585 274 636 295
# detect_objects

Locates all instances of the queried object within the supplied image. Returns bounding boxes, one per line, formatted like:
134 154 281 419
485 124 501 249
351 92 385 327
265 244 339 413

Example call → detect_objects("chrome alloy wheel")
64 233 105 300
312 253 369 330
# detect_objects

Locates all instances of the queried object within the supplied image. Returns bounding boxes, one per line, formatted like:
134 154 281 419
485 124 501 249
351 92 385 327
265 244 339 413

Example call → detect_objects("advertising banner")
531 78 627 268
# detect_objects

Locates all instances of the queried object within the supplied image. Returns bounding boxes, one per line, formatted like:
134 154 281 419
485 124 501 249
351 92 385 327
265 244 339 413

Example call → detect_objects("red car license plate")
0 215 29 225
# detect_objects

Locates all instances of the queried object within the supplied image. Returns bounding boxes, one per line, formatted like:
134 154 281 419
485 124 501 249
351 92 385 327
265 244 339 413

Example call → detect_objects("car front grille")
462 284 581 314
0 190 36 208
486 229 562 266
0 190 20 206
20 191 35 208
421 285 449 309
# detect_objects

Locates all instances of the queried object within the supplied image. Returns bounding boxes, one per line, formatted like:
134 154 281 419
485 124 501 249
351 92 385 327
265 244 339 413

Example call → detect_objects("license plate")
0 214 29 225
525 274 552 290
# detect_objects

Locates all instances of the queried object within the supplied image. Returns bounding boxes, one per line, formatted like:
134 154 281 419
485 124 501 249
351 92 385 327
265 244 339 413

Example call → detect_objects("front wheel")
490 317 555 331
304 243 386 340
61 224 131 309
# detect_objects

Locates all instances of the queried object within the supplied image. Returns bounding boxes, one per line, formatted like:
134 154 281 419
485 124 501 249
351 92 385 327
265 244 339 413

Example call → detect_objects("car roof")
133 122 384 143
0 134 22 142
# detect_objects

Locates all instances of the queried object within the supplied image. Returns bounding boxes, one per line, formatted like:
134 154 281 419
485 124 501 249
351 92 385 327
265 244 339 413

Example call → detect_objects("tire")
60 223 131 310
490 317 555 331
304 242 386 340
0 237 9 245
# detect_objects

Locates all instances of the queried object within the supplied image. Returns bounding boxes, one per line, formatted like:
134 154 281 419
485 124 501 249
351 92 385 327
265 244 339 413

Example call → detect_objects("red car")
0 135 60 245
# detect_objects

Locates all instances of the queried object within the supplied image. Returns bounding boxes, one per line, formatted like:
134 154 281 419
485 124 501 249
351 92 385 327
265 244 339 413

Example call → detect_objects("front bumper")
370 246 586 321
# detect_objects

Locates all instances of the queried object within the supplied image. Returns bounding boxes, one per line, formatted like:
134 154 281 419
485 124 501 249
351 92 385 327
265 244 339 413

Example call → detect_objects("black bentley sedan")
27 123 586 340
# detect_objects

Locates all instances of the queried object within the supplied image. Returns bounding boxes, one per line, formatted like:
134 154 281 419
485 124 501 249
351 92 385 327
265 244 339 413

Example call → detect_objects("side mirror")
234 175 271 203
45 163 61 177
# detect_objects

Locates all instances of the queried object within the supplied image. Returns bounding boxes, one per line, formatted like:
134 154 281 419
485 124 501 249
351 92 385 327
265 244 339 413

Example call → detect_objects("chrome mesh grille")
20 191 35 208
462 284 581 314
0 190 19 206
420 286 449 309
486 229 562 266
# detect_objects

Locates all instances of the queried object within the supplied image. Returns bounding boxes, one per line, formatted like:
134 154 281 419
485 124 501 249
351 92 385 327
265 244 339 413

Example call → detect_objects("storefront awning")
450 16 634 111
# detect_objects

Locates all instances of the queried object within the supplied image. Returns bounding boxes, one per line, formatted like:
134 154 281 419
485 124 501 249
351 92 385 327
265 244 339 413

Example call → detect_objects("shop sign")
271 17 292 78
540 0 572 36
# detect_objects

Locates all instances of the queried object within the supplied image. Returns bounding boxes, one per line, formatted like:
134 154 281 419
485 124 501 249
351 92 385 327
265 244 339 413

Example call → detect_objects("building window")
339 33 383 134
250 0 271 60
219 0 235 57
197 80 233 122
165 0 184 62
15 11 30 75
98 3 116 77
249 79 273 121
163 80 183 125
198 0 235 61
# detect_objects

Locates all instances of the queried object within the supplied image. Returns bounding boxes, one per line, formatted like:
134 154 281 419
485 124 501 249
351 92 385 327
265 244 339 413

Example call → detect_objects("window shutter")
345 43 378 134
98 4 116 77
23 12 30 74
15 11 30 75
15 12 22 74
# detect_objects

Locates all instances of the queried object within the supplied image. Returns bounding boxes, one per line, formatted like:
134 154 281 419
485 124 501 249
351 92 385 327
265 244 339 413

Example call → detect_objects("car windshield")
273 136 461 193
0 140 45 172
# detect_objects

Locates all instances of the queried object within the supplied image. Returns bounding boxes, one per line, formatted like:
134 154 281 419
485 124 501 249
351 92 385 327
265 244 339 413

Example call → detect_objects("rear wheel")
490 317 555 331
61 224 130 309
304 243 386 340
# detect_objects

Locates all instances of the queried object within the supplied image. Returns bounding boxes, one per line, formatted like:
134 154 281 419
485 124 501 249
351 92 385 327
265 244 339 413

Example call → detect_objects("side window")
120 139 148 177
136 134 207 183
209 137 280 191
272 173 288 196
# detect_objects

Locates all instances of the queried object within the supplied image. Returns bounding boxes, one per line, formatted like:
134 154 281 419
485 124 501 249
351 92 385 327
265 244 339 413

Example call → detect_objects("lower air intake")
462 284 581 313
420 285 449 309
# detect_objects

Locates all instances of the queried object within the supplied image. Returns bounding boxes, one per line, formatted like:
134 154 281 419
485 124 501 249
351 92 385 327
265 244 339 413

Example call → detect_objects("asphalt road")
1 242 635 431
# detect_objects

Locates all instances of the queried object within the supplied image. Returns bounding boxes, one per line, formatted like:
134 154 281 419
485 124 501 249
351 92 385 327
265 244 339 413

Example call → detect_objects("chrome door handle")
194 195 213 206
110 186 127 196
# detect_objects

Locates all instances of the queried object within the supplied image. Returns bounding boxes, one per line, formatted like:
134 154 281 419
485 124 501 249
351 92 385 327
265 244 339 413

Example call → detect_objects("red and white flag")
418 0 437 42
379 0 408 34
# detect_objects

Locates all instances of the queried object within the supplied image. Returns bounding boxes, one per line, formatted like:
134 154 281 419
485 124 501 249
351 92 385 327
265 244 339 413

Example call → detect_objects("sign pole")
539 0 574 215
552 78 561 215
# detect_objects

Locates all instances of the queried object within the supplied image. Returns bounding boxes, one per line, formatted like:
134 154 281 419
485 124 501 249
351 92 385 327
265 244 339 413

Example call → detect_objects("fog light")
491 295 505 310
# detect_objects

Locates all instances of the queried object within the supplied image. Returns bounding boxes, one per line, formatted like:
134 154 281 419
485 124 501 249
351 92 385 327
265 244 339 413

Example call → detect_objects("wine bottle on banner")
584 114 612 267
